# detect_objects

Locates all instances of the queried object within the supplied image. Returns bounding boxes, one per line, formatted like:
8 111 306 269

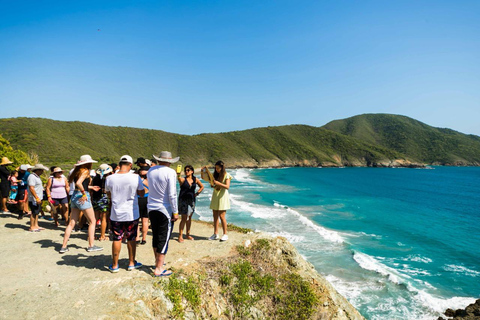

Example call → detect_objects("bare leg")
99 212 107 240
62 209 80 248
153 249 167 275
186 215 194 240
111 240 122 269
219 210 227 235
178 215 187 242
83 207 96 248
29 213 36 231
127 240 136 267
213 210 220 235
62 204 69 226
141 217 148 241
1 197 7 212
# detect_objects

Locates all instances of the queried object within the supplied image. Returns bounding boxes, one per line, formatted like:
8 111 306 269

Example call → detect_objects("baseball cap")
120 155 133 164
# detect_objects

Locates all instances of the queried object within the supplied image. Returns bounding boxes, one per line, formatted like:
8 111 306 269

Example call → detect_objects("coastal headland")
0 213 364 319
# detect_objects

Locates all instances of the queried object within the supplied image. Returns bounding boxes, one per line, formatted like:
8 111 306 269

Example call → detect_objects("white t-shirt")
105 172 144 222
146 165 178 217
27 173 43 205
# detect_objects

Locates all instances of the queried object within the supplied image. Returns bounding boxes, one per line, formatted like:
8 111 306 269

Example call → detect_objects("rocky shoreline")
439 299 480 320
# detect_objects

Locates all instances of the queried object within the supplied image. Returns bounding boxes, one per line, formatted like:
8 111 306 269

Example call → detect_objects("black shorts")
138 197 148 218
149 210 173 254
52 197 68 205
16 188 27 202
29 202 41 216
0 184 9 198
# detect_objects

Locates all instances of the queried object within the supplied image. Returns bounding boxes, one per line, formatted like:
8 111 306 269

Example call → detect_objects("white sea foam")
353 251 409 285
267 231 305 243
413 290 476 314
443 264 480 277
232 168 258 184
402 254 433 264
283 205 345 243
230 194 287 219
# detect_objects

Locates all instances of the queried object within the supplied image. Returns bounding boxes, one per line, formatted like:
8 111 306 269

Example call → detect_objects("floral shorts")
110 220 139 241
93 194 109 212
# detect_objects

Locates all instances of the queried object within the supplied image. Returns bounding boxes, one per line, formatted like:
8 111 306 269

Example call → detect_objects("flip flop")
153 269 173 277
28 229 40 232
108 265 120 273
127 261 143 271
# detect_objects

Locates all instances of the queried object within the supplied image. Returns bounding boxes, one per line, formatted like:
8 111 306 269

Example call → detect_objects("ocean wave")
401 254 433 264
230 194 287 219
232 168 259 184
267 231 305 243
353 251 409 285
443 264 480 277
413 290 476 315
276 202 345 244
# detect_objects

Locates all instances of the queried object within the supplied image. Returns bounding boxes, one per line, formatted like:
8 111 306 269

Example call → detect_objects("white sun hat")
75 155 98 166
152 151 179 163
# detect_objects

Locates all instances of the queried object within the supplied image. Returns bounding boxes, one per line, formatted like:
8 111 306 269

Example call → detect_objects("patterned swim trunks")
110 219 139 241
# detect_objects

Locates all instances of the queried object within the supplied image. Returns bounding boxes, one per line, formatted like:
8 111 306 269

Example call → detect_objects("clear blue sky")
1 1 479 135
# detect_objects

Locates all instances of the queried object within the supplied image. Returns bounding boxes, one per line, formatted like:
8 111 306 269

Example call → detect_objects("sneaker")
209 234 219 240
87 245 103 252
220 234 229 242
59 247 69 254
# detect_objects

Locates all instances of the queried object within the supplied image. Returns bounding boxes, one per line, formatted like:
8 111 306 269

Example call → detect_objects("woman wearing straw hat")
46 167 70 227
59 155 103 253
0 157 13 213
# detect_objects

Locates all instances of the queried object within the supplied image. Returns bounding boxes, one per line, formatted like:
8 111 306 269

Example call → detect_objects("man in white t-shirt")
27 164 49 232
105 155 144 273
147 151 179 277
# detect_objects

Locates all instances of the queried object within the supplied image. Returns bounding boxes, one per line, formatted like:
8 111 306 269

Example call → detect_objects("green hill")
0 117 410 168
323 114 480 165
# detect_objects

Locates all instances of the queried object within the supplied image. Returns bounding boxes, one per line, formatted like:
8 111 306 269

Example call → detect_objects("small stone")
244 240 251 248
323 301 329 307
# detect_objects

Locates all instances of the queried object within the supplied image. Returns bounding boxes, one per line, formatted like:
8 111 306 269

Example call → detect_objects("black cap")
135 157 146 165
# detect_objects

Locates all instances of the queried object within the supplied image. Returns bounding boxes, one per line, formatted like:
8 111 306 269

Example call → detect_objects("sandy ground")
0 211 252 319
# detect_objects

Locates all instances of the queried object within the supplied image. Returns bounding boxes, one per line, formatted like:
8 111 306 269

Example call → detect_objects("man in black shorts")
146 151 179 277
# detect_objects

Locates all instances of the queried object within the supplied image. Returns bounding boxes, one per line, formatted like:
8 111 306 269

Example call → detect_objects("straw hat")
96 163 113 176
32 164 49 172
152 151 179 163
74 155 98 166
0 157 13 166
52 167 63 173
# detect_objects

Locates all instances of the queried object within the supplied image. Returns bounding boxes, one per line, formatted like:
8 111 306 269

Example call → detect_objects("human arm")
195 178 204 197
75 171 90 203
64 177 70 194
168 171 179 221
46 178 53 200
28 176 42 204
213 175 231 190
137 175 145 197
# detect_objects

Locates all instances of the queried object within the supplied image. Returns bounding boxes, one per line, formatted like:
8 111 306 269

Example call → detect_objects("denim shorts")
70 191 92 210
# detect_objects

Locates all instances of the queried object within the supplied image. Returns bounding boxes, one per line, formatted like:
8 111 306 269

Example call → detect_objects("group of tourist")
0 152 232 277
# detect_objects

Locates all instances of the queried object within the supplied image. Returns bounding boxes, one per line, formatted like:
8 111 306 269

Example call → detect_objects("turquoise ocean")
192 167 480 319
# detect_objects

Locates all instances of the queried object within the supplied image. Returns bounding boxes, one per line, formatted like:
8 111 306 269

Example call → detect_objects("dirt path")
0 212 252 319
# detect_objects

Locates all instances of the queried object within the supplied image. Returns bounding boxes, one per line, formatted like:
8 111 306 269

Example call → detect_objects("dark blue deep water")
194 167 480 319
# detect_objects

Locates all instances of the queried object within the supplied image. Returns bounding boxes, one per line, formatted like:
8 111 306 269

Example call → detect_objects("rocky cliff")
110 234 364 319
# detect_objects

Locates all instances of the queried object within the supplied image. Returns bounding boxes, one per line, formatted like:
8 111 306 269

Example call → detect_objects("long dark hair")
213 160 226 181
